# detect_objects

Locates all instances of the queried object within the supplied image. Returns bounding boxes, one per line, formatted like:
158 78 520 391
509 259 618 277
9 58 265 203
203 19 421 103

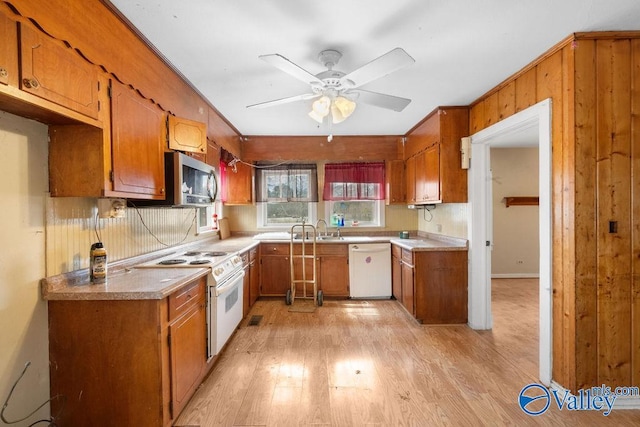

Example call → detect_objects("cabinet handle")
0 68 7 78
160 188 165 194
22 78 39 89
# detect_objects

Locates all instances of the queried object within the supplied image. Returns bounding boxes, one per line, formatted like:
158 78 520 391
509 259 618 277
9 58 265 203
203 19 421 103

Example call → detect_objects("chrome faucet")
315 219 329 237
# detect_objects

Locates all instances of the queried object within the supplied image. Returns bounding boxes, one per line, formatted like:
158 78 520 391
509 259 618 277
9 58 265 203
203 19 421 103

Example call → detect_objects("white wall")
491 147 539 277
0 112 50 423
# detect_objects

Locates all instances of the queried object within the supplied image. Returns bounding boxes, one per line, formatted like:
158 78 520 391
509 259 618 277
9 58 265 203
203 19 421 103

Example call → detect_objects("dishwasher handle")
350 245 390 254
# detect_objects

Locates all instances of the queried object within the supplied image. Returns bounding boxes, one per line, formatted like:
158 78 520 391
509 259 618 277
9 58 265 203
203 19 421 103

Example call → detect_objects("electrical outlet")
517 260 524 264
97 198 126 219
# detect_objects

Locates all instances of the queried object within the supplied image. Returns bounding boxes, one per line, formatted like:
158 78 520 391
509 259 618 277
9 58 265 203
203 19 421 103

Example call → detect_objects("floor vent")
248 315 263 326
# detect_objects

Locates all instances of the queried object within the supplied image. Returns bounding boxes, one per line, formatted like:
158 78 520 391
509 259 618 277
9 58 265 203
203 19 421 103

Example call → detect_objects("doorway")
467 99 552 385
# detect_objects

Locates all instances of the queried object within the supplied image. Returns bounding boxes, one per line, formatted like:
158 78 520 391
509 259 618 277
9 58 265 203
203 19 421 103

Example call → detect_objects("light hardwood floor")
175 279 640 426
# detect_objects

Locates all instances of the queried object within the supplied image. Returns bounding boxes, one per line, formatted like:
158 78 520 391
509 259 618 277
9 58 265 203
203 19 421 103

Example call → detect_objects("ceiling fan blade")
259 54 324 86
247 93 320 109
348 89 412 112
340 48 415 89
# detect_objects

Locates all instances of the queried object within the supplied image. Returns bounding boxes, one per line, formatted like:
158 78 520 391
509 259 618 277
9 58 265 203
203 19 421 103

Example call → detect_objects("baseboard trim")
491 273 540 279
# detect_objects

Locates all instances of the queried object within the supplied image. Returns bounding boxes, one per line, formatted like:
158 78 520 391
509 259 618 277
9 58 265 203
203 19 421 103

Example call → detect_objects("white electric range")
136 248 245 359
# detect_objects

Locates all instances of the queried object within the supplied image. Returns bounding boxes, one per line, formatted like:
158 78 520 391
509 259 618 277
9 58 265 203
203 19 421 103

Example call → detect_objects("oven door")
209 269 245 356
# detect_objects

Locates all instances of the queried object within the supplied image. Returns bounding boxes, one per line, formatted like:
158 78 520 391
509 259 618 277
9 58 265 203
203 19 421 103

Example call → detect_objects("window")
323 162 385 227
256 164 318 228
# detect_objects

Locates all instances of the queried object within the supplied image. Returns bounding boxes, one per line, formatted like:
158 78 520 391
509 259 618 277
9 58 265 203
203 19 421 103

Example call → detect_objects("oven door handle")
214 270 245 297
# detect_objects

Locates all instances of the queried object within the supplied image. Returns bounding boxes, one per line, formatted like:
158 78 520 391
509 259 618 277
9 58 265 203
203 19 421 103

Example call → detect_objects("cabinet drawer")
317 244 348 256
392 244 402 259
401 249 414 265
261 243 290 256
240 251 249 265
168 277 205 321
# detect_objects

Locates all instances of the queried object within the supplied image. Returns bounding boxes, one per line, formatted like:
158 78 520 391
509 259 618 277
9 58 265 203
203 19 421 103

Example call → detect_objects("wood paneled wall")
240 135 403 162
470 32 640 392
3 0 241 156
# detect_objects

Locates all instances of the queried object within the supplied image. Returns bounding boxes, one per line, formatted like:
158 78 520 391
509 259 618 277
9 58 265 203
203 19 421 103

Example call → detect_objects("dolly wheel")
285 289 292 305
317 290 324 307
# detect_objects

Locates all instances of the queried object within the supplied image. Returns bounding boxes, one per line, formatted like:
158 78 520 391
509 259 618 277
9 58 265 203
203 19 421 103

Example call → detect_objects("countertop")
252 233 467 251
388 237 467 251
42 267 209 301
41 233 466 301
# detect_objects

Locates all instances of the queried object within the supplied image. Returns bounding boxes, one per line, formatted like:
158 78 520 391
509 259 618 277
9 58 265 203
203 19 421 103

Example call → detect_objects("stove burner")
158 259 187 265
184 251 201 256
189 259 211 265
204 251 228 257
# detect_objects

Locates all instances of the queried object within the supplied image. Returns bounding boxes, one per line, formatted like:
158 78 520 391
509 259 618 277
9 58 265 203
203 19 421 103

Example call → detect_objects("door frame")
467 99 552 386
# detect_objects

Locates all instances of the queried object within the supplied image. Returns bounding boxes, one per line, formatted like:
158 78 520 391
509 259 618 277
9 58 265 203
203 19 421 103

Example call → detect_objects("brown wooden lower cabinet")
392 245 468 324
259 242 349 298
241 246 261 316
259 243 290 295
48 276 208 426
249 246 260 306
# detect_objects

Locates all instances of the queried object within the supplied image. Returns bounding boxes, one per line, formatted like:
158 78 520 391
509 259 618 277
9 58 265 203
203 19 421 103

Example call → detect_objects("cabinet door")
260 255 290 295
243 267 250 317
168 115 207 154
169 302 206 418
318 255 349 297
223 161 252 205
423 145 440 202
19 24 99 119
111 79 166 197
414 251 468 324
249 259 260 306
391 254 402 300
405 156 416 204
0 12 17 86
401 262 414 316
385 159 406 205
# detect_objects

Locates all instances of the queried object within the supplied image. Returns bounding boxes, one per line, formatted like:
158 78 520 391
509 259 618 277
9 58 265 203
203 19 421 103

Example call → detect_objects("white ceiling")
108 0 640 137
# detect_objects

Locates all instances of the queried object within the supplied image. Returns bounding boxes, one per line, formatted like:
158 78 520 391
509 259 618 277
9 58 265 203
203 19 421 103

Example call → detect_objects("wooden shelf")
504 196 539 207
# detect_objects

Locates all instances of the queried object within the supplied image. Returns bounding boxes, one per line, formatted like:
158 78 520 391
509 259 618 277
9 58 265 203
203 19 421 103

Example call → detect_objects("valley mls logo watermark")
519 383 639 416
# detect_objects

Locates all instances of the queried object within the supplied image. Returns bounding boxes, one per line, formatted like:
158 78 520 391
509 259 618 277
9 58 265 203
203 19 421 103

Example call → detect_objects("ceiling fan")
247 48 415 125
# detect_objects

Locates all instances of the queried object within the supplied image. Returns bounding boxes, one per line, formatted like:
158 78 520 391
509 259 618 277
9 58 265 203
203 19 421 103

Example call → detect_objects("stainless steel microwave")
134 151 218 207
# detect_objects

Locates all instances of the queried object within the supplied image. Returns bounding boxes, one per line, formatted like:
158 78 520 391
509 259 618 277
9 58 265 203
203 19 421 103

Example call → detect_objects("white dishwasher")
348 243 392 298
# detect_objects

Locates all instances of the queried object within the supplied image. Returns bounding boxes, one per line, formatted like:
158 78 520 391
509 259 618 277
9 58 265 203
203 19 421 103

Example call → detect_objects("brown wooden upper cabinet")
19 23 99 120
110 79 166 197
0 11 17 86
49 78 166 199
222 160 253 205
404 107 469 204
385 159 406 205
168 115 207 154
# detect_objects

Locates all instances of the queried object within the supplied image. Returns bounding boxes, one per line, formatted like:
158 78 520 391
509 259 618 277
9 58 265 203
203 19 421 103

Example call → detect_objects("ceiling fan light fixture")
334 96 356 118
308 109 325 123
330 104 346 124
311 96 331 116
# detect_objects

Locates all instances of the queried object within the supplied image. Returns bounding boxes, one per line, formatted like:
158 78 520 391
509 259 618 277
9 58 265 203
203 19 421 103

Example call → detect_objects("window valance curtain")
323 162 385 201
255 163 318 202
